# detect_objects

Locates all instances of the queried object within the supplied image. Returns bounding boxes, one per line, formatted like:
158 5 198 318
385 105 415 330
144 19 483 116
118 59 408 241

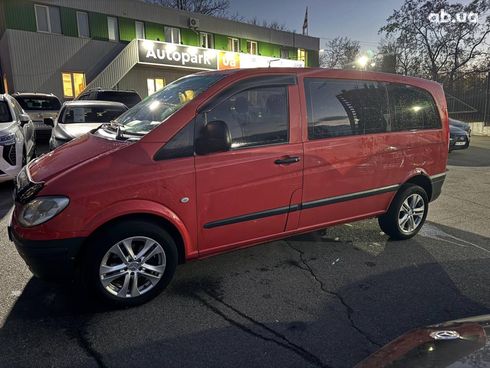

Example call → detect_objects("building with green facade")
0 0 319 99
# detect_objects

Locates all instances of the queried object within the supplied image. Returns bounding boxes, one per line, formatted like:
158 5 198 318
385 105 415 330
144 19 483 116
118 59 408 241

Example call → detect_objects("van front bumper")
8 226 84 280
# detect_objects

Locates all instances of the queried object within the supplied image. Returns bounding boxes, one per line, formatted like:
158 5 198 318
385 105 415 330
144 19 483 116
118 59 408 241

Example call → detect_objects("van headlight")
18 196 69 227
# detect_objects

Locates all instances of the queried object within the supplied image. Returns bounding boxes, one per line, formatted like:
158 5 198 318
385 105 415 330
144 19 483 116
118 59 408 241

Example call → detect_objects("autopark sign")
137 39 305 71
138 40 218 70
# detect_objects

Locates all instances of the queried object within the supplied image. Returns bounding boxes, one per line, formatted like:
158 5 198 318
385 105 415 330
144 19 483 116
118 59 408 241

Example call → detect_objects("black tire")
81 220 178 308
378 184 428 240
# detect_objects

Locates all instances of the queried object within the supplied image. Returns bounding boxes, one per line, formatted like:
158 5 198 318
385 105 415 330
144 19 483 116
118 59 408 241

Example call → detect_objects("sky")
229 0 406 51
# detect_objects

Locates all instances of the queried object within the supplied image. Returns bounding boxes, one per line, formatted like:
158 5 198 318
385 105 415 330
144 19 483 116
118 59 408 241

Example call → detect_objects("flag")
302 7 308 35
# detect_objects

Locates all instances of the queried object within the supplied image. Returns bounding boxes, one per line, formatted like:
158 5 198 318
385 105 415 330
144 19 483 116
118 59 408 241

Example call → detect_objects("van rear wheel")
81 220 178 308
378 184 428 240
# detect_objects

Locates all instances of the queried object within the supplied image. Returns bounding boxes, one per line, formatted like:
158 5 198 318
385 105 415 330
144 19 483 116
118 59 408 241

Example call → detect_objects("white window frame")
165 27 181 44
107 16 119 41
34 4 51 33
135 21 145 39
76 11 90 38
228 37 239 52
247 40 258 55
200 32 212 48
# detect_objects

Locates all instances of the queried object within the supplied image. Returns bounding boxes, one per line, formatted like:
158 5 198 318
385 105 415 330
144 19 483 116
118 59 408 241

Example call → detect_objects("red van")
9 68 448 307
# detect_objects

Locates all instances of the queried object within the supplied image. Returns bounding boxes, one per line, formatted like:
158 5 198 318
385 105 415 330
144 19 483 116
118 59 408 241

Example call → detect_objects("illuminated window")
200 32 213 48
3 74 8 93
247 40 258 55
165 27 181 44
135 21 145 39
62 72 86 98
298 48 307 64
227 37 239 52
147 78 166 96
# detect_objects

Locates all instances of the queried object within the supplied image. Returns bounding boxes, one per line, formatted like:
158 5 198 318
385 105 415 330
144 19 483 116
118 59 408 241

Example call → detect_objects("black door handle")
274 156 301 165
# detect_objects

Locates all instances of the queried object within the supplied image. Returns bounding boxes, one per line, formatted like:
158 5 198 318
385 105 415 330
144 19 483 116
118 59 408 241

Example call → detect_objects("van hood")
53 123 100 140
29 133 130 182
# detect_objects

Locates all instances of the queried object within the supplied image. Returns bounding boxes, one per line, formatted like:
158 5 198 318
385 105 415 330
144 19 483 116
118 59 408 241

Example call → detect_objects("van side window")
154 120 195 160
387 84 441 130
304 78 389 140
206 86 289 149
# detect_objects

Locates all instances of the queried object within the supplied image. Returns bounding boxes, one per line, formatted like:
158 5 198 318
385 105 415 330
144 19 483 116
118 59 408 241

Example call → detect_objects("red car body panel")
11 68 449 265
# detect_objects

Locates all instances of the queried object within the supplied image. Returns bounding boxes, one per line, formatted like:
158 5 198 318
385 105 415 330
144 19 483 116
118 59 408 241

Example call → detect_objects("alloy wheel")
99 236 166 298
398 193 425 234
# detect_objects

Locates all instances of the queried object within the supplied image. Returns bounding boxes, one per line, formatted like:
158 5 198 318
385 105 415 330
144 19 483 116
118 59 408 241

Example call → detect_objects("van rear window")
305 78 390 139
304 78 441 140
0 101 12 123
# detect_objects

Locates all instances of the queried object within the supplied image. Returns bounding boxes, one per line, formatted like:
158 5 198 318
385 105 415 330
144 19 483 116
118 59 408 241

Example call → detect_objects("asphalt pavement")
0 137 489 368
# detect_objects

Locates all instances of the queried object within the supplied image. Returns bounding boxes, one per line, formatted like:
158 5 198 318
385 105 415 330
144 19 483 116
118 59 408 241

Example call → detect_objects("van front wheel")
378 184 428 240
82 220 178 308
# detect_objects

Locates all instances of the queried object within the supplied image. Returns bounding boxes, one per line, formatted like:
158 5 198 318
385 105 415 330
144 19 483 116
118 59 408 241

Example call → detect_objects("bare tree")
377 37 422 76
237 16 289 31
148 0 230 16
320 37 360 69
380 0 490 83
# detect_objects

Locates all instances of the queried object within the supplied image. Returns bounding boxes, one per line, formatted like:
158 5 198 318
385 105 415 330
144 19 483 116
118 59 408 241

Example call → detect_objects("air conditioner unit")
189 17 199 29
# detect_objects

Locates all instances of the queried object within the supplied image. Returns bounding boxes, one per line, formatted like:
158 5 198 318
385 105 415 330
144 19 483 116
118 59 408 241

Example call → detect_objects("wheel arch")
78 201 195 265
403 174 433 201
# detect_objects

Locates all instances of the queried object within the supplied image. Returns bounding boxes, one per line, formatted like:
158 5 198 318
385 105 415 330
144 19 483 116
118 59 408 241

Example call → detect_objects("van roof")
198 67 442 90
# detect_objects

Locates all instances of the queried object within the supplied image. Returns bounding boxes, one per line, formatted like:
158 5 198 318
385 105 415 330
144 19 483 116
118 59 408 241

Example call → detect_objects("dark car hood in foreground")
450 125 467 135
356 315 490 367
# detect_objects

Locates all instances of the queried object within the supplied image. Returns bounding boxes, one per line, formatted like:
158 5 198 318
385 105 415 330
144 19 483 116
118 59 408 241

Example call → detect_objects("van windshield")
114 73 226 136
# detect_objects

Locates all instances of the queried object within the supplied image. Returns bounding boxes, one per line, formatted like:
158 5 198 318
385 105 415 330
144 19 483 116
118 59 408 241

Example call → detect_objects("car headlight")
18 196 69 227
0 133 16 146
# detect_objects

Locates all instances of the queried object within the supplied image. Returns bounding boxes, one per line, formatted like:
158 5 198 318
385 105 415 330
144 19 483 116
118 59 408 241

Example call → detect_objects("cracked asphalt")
0 137 489 368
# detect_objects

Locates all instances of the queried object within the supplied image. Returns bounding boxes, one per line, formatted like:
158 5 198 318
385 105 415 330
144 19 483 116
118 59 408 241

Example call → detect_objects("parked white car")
0 94 35 183
47 100 127 150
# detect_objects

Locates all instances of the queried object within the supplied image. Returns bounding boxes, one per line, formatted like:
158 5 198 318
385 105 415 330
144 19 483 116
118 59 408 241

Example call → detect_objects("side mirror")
195 120 232 155
19 113 30 127
44 118 54 127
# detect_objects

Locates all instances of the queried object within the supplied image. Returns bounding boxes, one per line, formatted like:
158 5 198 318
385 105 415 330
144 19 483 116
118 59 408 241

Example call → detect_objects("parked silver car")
0 94 35 182
45 100 128 150
12 92 61 143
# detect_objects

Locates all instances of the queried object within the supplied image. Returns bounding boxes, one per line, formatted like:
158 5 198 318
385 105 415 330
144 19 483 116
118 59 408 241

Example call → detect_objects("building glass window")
247 40 258 55
77 11 90 38
135 21 145 39
280 49 289 59
147 78 166 96
62 72 86 98
227 37 239 52
107 17 119 41
165 27 181 44
35 4 61 34
298 48 307 64
200 32 213 48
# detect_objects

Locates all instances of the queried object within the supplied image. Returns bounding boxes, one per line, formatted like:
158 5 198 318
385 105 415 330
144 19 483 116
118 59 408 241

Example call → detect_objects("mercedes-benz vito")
9 68 448 307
